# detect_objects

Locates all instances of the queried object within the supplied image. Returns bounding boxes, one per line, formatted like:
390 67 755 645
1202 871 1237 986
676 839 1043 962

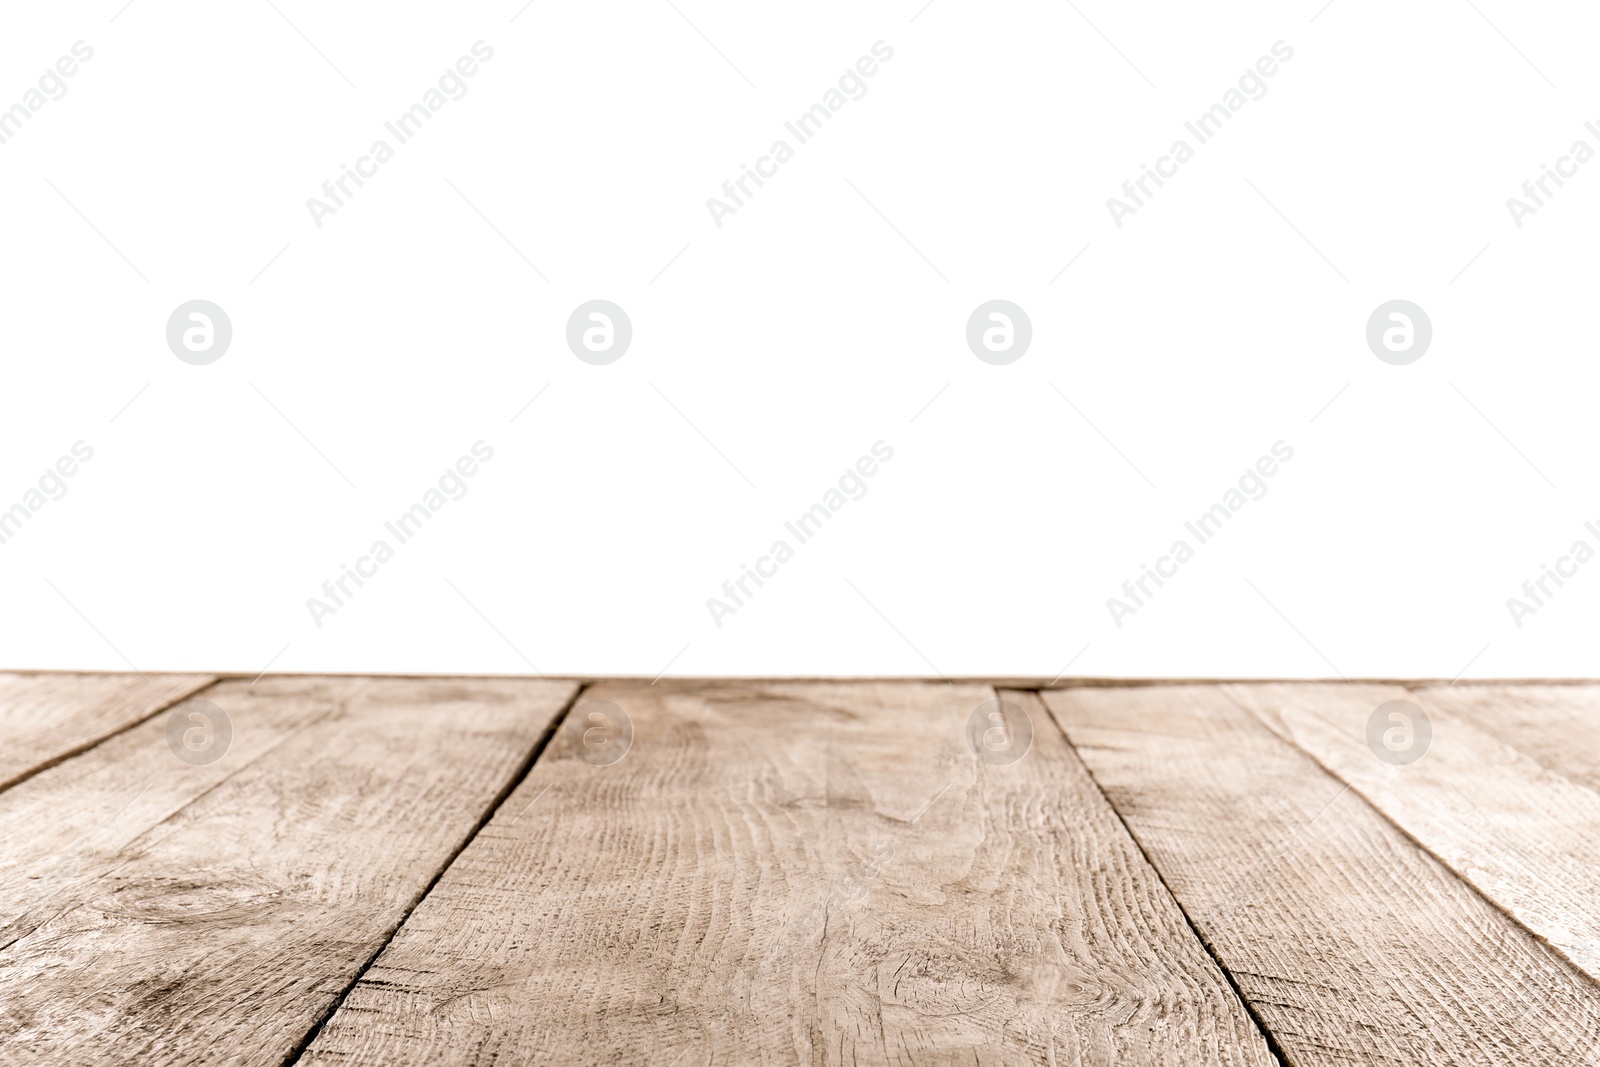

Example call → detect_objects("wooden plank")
302 682 1274 1067
1222 681 1600 984
0 672 214 792
1411 683 1600 790
0 679 333 948
0 675 577 1066
1044 684 1600 1066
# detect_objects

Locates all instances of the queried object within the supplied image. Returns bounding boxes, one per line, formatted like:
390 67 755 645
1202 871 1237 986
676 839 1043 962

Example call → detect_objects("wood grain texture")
0 672 214 792
303 682 1273 1067
1223 681 1600 985
0 675 577 1067
1045 684 1600 1066
1411 683 1600 790
0 682 333 952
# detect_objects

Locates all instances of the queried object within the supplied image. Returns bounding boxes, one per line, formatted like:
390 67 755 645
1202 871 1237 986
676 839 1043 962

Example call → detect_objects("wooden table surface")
1 674 1596 1065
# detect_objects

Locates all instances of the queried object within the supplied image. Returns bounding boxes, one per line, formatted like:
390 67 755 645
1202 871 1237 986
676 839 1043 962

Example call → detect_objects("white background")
1 0 1596 680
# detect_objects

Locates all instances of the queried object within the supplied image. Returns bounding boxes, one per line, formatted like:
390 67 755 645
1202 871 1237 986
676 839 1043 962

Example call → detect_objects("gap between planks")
0 672 217 795
7 678 1599 1066
0 676 581 1067
276 681 589 1067
297 682 1276 1066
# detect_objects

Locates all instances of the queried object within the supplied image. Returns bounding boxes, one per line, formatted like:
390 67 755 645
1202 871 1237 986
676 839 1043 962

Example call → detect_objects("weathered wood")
1412 683 1600 790
0 672 214 793
302 682 1273 1066
1044 684 1600 1066
0 680 331 949
0 676 577 1066
1223 681 1600 985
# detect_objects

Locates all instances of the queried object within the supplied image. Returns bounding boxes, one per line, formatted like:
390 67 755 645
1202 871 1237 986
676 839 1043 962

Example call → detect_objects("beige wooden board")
1412 684 1600 790
1044 684 1600 1066
0 681 334 950
1223 681 1600 984
0 676 577 1066
0 672 214 792
303 682 1273 1067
